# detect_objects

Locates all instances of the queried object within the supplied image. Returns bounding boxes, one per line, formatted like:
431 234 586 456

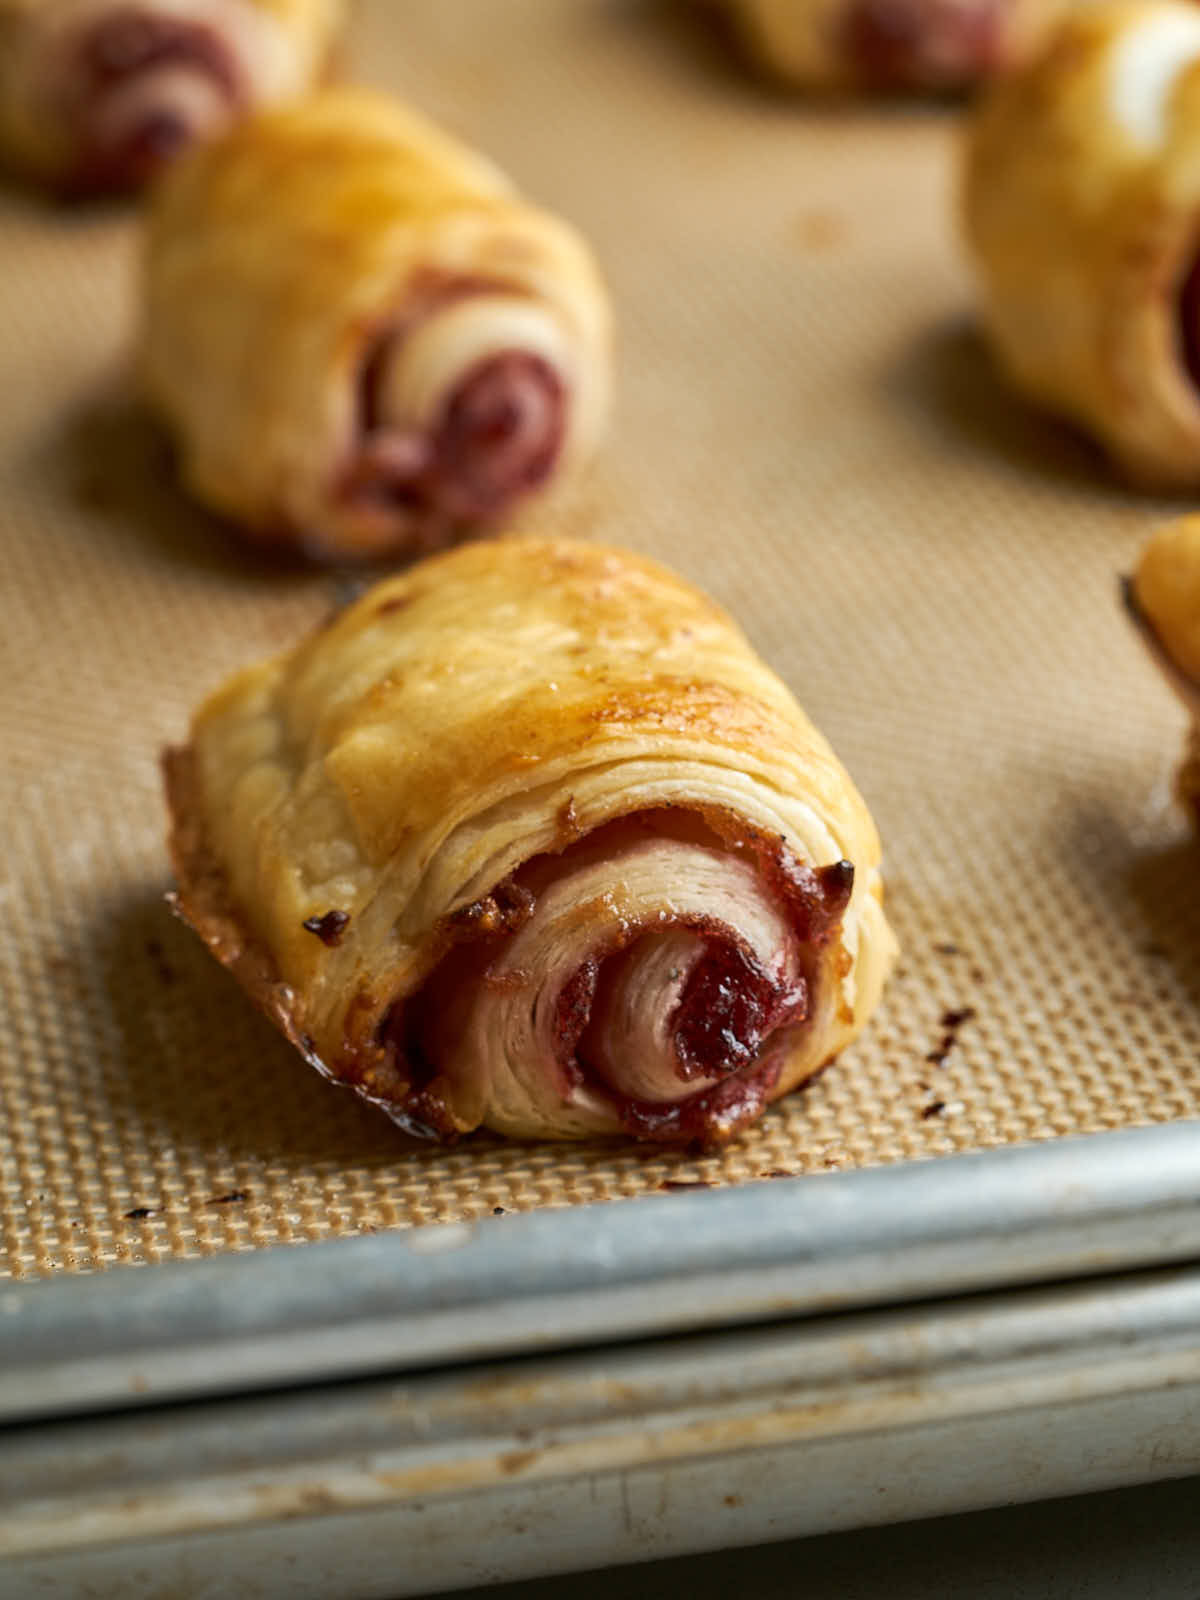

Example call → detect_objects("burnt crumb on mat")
927 1006 977 1065
205 1190 249 1207
302 910 350 946
921 1100 948 1120
124 1206 157 1221
492 1205 506 1215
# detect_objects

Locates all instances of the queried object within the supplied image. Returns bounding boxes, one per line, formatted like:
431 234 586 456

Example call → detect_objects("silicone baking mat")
2 0 1199 1280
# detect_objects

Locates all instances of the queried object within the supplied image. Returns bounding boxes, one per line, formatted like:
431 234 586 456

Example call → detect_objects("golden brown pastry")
1130 514 1200 819
164 538 896 1145
724 0 1063 93
964 1 1200 488
0 0 343 193
140 87 612 562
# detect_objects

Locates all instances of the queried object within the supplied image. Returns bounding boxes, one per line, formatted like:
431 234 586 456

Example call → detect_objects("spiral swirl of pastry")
0 0 343 193
164 539 896 1144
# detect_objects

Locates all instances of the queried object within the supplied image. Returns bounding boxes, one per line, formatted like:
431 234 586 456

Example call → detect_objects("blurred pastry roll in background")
140 86 612 562
1130 515 1200 821
964 1 1200 487
165 538 896 1145
0 0 343 193
724 0 1064 93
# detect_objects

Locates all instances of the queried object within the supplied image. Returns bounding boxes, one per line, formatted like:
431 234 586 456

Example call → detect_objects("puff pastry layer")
140 86 612 561
0 0 343 192
964 1 1200 487
725 0 1062 92
1132 515 1200 820
164 538 896 1145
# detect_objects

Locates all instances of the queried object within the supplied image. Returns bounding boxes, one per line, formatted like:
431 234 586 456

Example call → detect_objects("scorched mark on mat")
926 1006 977 1066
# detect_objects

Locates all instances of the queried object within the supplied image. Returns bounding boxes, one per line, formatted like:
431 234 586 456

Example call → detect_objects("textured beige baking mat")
2 0 1199 1280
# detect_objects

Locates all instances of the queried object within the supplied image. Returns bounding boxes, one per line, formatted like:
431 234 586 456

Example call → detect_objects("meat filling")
347 346 567 528
843 0 1003 87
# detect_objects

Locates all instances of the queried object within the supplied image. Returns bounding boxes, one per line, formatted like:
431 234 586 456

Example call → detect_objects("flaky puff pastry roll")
140 87 611 562
963 2 1200 488
724 0 1063 93
1129 515 1200 821
0 0 343 193
164 538 896 1145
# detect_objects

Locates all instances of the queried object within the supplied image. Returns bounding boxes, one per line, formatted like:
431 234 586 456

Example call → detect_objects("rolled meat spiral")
1130 515 1200 822
164 538 896 1145
964 1 1200 488
724 0 1064 93
139 86 611 561
0 0 343 193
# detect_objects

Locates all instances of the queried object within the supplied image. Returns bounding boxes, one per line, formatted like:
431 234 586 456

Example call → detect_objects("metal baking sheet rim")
2 1254 1200 1597
4 1116 1200 1425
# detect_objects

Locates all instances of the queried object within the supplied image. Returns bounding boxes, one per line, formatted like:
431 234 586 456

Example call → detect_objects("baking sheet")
7 1258 1200 1598
2 0 1200 1281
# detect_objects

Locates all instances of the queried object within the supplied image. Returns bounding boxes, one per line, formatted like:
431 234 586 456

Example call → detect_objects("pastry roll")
140 87 612 562
1129 515 1200 820
164 538 896 1145
964 1 1200 488
0 0 343 193
724 0 1063 93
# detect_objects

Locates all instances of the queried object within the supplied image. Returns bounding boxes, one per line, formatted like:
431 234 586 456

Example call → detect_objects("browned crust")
162 741 496 1137
162 743 329 1074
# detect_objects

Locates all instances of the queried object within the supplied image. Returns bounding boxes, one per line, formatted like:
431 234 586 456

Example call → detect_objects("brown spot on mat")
794 210 849 251
927 1005 977 1065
